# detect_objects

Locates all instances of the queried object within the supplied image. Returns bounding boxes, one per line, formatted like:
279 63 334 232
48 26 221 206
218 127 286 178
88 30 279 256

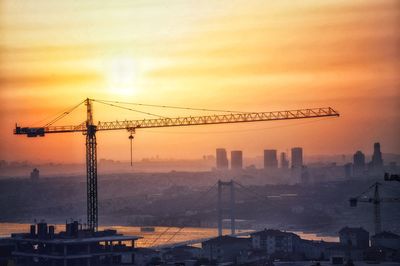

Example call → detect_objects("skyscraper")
353 150 365 177
301 166 309 184
280 152 289 169
344 163 352 178
216 148 229 169
291 147 303 169
231 150 243 170
30 168 40 180
371 142 383 173
264 149 278 168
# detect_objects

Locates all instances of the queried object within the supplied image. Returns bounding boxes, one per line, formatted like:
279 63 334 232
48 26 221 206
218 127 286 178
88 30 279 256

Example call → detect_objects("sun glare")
106 56 138 96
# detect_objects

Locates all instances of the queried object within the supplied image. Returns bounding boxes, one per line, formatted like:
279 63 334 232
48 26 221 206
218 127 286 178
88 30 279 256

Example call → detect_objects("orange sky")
1 0 399 163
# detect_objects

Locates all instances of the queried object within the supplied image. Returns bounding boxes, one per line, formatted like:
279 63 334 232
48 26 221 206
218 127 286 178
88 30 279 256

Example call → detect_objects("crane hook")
128 128 135 167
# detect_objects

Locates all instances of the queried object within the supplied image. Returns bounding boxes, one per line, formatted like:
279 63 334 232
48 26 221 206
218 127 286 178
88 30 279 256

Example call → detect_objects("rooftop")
339 226 369 235
250 229 300 238
10 221 141 244
11 234 140 244
202 235 250 245
372 231 400 239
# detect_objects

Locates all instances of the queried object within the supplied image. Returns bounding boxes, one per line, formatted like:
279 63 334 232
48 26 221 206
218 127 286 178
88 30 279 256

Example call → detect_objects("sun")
106 56 139 96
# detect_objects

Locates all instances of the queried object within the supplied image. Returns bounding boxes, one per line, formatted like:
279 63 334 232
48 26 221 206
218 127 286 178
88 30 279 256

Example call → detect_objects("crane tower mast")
85 99 98 230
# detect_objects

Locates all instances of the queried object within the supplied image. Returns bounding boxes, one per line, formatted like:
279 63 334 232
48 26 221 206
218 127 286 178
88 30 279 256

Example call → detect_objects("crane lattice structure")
350 182 400 235
14 98 339 231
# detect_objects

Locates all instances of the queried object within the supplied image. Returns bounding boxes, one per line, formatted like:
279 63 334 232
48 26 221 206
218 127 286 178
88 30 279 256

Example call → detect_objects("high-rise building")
216 148 229 169
344 163 352 178
389 162 397 173
291 147 303 169
231 150 243 170
301 166 309 184
30 168 40 180
371 142 384 173
280 152 289 169
353 150 365 177
264 150 278 168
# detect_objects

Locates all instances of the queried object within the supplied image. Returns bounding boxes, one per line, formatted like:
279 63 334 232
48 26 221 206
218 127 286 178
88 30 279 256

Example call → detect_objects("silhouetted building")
0 238 14 265
371 231 400 250
291 147 303 169
371 142 384 174
354 151 365 164
264 149 278 168
389 162 397 173
202 235 251 263
353 151 365 177
301 166 309 184
280 152 289 169
339 227 369 249
250 229 301 256
231 150 243 170
30 168 39 180
344 163 352 178
162 245 202 263
216 148 229 169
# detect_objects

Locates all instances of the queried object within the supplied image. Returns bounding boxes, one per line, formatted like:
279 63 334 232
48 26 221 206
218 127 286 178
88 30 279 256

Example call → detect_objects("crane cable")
163 227 185 245
354 182 380 199
92 99 166 118
29 100 85 127
92 99 165 166
142 227 172 248
92 98 248 113
145 182 218 247
355 182 399 199
129 131 134 166
233 181 270 202
43 100 86 127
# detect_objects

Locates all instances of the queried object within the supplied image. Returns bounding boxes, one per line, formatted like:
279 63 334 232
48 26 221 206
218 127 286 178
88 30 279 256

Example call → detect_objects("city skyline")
211 142 394 172
1 141 397 164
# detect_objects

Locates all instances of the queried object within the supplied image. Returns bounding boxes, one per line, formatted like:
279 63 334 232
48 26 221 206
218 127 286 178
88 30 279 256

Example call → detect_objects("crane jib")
14 107 340 137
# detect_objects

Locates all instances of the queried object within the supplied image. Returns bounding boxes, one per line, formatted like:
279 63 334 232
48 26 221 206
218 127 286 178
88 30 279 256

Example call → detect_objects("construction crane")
14 98 339 231
350 182 400 235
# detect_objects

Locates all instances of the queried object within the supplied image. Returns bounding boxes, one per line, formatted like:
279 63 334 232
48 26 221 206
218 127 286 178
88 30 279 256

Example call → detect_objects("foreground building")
250 229 301 257
371 231 400 250
339 227 369 249
10 221 140 266
201 235 251 263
